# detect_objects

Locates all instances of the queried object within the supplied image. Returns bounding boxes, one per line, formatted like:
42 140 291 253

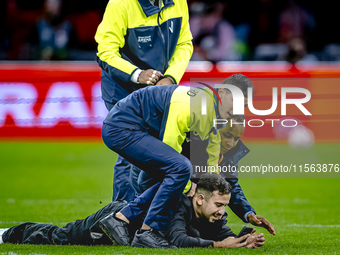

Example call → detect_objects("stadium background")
1 0 340 254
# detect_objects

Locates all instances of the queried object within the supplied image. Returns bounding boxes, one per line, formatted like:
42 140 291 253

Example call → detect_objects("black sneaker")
99 213 132 246
131 228 177 249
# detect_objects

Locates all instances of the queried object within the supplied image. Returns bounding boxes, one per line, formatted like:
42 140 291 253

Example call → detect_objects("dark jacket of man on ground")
1 195 234 247
168 195 236 248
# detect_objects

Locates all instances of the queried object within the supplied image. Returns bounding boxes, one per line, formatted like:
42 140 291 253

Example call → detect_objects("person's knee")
183 157 193 176
173 157 192 180
101 124 113 149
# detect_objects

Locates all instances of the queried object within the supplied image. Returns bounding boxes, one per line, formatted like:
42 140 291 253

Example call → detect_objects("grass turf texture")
0 141 339 254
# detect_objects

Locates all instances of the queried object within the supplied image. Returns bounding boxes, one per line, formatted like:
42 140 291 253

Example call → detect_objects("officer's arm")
227 177 256 223
163 0 193 84
162 101 190 153
206 131 221 172
95 2 139 82
162 99 191 193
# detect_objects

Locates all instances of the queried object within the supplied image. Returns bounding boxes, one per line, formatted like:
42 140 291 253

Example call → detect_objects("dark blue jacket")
168 195 236 248
103 85 177 137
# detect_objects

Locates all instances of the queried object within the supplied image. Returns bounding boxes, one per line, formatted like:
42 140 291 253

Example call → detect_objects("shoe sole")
98 221 120 246
131 241 150 248
131 240 176 249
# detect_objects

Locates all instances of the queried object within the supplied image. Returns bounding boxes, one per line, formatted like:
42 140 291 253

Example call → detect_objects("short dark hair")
196 173 232 199
222 74 254 99
232 114 245 124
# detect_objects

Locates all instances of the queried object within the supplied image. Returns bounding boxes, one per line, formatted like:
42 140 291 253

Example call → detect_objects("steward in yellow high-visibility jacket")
95 0 193 106
95 0 193 203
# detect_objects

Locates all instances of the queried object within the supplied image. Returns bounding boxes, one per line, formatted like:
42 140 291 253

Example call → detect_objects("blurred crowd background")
1 0 339 63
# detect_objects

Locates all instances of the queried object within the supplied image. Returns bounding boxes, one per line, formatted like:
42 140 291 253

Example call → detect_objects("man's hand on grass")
247 213 276 235
244 229 265 248
214 235 249 248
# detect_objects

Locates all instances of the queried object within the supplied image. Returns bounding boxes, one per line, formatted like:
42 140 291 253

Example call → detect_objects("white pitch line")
0 221 25 225
0 221 70 226
287 223 340 228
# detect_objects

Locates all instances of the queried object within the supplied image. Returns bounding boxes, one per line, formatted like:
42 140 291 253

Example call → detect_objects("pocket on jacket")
135 26 156 50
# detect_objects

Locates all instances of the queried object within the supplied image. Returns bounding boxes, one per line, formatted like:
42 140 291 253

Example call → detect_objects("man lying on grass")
168 173 265 248
0 173 265 249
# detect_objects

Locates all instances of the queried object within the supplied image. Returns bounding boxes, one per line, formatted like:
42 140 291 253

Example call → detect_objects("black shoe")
99 213 132 246
131 228 177 249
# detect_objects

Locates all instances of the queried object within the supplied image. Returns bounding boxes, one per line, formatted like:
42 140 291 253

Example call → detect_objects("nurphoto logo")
194 82 311 128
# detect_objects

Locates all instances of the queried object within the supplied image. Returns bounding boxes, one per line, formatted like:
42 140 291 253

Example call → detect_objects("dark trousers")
102 124 191 230
104 100 137 203
132 138 191 195
112 156 137 202
120 182 160 222
2 201 127 245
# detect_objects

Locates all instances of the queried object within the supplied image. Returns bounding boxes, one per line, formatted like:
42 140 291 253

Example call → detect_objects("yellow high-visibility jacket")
95 0 193 104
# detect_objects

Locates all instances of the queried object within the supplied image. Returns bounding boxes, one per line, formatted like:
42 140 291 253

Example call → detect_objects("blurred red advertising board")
0 61 340 143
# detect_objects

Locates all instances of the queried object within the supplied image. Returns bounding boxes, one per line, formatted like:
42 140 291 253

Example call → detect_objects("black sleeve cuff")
163 75 177 84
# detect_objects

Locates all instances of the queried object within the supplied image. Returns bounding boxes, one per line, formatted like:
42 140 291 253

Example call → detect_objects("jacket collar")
137 0 175 17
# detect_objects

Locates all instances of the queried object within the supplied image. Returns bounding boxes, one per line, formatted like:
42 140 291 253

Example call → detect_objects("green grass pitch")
0 141 339 254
